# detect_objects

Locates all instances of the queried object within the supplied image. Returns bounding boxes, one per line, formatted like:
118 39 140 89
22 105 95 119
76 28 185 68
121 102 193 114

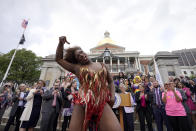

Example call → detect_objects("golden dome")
98 31 116 46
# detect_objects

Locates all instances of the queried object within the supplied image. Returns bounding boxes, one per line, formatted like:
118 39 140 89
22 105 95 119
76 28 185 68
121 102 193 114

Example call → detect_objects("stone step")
0 107 158 130
1 117 162 131
0 123 52 131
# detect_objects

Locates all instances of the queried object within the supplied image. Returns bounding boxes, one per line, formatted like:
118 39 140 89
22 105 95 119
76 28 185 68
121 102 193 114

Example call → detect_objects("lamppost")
103 48 111 61
92 48 119 73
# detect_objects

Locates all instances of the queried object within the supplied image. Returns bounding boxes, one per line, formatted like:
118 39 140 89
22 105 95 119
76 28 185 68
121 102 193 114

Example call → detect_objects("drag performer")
56 36 121 131
132 76 141 93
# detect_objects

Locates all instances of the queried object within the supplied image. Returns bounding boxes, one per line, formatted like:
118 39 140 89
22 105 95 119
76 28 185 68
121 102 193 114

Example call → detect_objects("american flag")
21 19 28 28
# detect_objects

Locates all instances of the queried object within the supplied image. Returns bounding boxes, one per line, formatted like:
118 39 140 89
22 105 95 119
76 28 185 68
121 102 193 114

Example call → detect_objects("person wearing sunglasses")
0 83 12 124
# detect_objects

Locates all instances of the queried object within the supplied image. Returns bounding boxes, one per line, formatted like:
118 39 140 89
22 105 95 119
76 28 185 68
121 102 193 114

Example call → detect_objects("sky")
0 0 196 57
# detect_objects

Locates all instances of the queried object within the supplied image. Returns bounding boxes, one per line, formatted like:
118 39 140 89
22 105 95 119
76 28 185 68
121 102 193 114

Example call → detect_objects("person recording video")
40 82 62 131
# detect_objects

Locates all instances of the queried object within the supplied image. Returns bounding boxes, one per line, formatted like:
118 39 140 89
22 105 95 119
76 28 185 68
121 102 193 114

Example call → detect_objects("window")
148 64 153 72
184 71 187 74
186 52 195 66
120 67 125 72
168 71 176 76
181 53 189 66
112 65 117 72
174 53 184 66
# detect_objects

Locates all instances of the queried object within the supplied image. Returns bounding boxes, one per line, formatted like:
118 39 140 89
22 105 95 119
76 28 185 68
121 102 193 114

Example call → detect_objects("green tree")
0 48 42 84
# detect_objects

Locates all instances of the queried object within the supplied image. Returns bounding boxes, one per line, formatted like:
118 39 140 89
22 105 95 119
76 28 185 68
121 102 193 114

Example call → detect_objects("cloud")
0 0 196 57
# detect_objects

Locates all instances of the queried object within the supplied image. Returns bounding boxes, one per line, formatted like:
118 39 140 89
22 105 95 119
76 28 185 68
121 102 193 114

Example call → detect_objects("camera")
36 86 41 93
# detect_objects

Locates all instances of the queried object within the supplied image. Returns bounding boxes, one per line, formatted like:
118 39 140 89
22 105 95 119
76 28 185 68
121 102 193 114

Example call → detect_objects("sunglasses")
5 85 11 87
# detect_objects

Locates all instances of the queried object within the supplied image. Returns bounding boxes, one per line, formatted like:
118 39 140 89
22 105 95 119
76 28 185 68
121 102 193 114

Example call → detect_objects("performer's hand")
59 36 70 44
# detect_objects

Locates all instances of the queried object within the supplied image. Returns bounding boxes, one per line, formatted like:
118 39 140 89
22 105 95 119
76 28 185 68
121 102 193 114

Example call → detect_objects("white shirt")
124 92 136 113
18 92 25 106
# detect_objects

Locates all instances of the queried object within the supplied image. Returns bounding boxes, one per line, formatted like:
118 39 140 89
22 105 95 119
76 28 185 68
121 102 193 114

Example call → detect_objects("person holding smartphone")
162 82 189 131
20 82 43 131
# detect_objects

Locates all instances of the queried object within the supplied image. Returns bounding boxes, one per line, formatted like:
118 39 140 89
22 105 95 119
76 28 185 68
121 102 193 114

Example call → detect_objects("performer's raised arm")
56 36 121 131
56 36 79 74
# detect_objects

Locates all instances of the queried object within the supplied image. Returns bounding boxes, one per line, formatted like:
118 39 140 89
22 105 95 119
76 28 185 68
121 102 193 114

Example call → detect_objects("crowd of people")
0 72 196 131
113 72 196 131
0 35 196 131
0 76 79 131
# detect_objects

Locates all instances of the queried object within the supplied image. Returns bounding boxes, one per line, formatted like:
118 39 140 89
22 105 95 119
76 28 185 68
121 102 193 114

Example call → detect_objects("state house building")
40 32 196 87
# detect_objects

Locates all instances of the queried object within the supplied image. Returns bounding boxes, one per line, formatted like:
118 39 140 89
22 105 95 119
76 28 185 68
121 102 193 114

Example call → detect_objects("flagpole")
0 43 20 88
0 27 26 88
22 28 26 34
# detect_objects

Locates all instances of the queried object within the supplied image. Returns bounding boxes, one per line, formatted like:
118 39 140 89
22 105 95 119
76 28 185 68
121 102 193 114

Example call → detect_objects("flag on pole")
19 34 25 44
153 58 164 87
21 19 28 29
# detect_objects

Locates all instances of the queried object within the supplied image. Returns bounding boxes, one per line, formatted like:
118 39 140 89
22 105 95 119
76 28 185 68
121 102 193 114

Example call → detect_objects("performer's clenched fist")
59 36 70 44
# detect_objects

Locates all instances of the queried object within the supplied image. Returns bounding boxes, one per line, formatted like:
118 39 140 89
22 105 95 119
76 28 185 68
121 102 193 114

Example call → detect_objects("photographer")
40 82 62 131
20 82 43 131
0 83 12 124
4 84 28 131
62 80 78 131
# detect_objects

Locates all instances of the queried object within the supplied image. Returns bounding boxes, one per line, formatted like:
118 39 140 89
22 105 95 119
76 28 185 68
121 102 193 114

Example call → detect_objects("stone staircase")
0 107 162 131
0 117 160 131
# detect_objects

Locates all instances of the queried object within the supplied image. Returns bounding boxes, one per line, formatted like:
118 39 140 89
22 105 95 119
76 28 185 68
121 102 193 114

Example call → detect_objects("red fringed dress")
74 63 111 130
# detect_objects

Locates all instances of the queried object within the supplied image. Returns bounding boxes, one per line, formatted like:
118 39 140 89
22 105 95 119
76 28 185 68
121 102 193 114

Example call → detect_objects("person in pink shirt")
162 82 189 131
179 82 196 130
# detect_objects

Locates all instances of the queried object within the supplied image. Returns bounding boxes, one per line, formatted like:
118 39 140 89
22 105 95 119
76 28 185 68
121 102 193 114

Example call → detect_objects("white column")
103 58 105 64
124 58 126 72
118 58 120 72
39 67 47 80
135 57 139 70
138 57 142 72
96 59 98 63
127 57 130 68
110 57 112 72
